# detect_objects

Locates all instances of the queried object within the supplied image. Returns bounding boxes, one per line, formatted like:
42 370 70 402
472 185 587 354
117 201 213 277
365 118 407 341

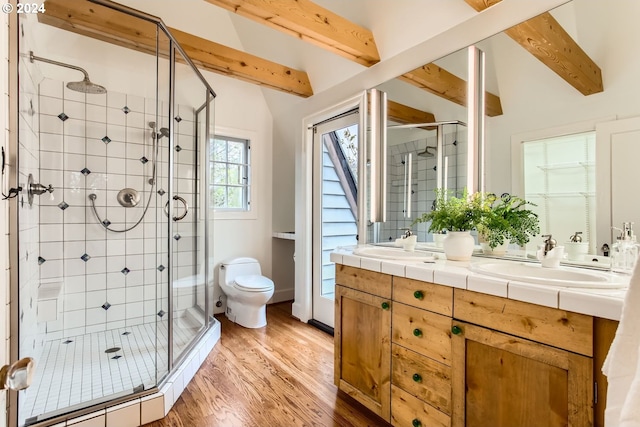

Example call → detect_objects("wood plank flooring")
145 302 388 427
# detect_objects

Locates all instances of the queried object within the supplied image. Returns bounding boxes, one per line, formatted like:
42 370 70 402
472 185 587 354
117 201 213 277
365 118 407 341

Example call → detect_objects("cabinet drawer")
391 385 450 427
453 289 593 356
393 277 452 316
336 264 392 299
392 344 451 415
392 303 452 365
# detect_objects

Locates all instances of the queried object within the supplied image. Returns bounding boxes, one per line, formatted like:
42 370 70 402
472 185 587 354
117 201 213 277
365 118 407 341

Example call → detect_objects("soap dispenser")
610 222 640 274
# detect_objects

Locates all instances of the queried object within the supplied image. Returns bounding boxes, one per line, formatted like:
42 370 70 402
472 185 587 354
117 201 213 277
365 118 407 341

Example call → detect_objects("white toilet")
219 257 275 328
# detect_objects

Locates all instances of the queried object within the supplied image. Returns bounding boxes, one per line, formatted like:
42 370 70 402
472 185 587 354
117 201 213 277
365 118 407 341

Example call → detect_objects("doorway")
311 111 359 328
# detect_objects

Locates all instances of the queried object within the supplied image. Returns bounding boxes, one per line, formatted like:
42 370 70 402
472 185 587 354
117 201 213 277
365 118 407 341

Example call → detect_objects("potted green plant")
412 189 486 261
477 193 540 253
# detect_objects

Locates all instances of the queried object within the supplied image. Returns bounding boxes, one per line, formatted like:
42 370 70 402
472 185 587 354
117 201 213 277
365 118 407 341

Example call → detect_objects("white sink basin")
352 246 436 261
470 262 627 288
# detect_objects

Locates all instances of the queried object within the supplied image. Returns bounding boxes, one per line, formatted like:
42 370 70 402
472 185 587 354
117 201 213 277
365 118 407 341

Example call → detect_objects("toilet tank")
220 257 262 285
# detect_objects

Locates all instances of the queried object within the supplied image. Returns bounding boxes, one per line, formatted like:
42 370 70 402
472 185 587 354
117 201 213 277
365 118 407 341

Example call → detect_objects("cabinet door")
451 321 593 427
335 285 391 422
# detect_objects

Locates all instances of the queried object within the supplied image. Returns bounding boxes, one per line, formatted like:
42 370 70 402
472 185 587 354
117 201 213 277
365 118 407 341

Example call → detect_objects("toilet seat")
234 275 274 292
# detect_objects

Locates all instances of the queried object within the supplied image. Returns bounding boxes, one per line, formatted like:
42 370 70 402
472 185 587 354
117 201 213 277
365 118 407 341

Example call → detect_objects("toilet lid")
234 275 274 292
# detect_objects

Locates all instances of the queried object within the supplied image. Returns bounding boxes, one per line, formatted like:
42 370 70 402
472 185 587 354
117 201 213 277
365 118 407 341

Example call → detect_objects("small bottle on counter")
610 222 640 274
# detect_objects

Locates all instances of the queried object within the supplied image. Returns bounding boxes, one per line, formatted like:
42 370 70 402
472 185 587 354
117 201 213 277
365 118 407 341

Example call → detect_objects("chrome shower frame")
8 0 217 425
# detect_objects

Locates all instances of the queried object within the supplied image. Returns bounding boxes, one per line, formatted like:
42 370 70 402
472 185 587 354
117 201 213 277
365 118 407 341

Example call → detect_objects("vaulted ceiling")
39 0 603 121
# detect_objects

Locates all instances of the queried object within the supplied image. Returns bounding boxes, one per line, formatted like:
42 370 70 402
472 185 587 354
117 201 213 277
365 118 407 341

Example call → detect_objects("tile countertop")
330 247 629 321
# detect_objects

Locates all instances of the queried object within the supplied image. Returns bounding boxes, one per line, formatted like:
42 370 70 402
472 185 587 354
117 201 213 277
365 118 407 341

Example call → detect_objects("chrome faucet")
541 234 557 256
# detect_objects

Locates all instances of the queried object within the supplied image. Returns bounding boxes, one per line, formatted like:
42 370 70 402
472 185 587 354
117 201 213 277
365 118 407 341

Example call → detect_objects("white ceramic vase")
443 231 475 261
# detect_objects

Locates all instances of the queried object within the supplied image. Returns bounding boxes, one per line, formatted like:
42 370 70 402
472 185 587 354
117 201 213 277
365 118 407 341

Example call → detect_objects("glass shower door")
167 48 210 364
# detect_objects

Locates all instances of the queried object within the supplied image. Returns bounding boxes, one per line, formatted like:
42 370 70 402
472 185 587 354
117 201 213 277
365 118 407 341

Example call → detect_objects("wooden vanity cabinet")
333 265 619 427
334 265 392 422
390 277 454 427
451 289 595 427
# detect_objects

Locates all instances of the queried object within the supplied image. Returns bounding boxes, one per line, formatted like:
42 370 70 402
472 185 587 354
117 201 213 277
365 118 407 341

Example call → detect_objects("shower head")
418 146 437 158
149 122 170 140
66 77 107 94
29 51 107 94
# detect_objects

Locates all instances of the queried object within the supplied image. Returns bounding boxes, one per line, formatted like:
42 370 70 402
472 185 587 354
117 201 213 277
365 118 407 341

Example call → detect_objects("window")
521 130 595 248
211 135 250 211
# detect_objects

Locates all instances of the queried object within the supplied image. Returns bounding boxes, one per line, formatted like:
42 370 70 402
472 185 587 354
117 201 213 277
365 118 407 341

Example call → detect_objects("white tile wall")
36 79 202 338
377 128 467 244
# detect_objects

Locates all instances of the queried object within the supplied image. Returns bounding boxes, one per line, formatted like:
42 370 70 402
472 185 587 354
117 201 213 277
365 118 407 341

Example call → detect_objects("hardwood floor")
145 302 388 427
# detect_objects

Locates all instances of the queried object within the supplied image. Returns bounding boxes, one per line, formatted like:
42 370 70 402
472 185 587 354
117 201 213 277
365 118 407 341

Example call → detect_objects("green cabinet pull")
381 302 390 310
413 290 424 300
452 325 462 335
412 373 422 383
413 328 422 337
412 419 422 427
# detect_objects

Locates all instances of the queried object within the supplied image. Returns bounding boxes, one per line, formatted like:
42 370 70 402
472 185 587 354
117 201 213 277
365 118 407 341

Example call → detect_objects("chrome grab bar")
164 195 188 221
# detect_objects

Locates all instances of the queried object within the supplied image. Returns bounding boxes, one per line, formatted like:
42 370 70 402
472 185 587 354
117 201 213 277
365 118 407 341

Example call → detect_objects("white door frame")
293 92 366 323
312 112 359 327
595 115 640 248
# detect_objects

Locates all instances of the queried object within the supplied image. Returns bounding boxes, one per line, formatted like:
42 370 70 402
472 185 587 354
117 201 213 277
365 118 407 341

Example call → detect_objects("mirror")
370 0 640 262
482 0 640 258
368 47 470 244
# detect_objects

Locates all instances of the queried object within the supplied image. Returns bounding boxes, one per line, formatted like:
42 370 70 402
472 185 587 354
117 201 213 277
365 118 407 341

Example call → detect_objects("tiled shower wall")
36 78 200 340
380 129 467 243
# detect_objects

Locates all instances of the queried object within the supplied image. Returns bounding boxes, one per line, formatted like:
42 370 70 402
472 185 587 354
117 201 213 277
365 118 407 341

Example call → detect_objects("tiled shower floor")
21 317 202 423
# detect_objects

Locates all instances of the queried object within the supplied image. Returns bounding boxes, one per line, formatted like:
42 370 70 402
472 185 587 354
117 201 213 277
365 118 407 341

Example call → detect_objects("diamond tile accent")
157 265 165 272
80 253 91 262
157 189 165 196
121 267 130 275
174 234 181 241
62 340 73 344
175 145 182 152
37 256 46 265
174 115 182 123
111 355 122 360
122 106 130 114
102 302 111 310
122 332 131 336
102 136 111 144
102 219 111 227
57 112 69 121
140 156 148 164
81 167 91 176
58 201 69 210
157 310 166 318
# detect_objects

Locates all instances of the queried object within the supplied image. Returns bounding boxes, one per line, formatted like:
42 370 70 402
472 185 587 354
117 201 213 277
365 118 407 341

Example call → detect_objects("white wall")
1 7 9 427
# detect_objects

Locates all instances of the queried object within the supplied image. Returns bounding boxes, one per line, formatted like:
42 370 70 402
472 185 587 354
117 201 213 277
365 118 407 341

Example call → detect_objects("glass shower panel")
16 9 164 426
169 48 207 363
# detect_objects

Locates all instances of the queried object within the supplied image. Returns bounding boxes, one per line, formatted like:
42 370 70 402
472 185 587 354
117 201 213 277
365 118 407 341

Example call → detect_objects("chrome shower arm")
28 51 90 80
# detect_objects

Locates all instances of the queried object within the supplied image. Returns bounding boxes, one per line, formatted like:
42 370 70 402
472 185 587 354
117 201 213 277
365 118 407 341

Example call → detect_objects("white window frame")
212 126 258 220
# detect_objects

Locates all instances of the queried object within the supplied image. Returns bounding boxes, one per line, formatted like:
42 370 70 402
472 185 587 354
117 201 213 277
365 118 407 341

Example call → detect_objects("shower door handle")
164 195 189 221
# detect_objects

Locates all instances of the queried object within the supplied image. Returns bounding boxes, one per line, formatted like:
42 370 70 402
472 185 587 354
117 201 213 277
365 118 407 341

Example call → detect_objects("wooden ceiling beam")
464 0 603 96
386 100 436 125
205 0 380 67
39 0 313 97
398 64 504 117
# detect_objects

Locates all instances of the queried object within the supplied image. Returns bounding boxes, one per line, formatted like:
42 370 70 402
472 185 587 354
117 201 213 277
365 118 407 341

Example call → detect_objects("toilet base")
225 298 267 328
